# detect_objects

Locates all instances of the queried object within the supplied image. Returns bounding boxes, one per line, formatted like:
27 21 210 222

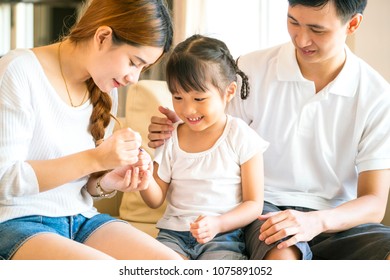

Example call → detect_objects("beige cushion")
119 80 173 225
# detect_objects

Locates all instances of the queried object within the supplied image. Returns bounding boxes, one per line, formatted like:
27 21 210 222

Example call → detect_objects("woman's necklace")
57 42 88 107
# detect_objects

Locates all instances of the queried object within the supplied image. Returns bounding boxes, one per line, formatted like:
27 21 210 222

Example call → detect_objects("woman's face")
89 39 163 93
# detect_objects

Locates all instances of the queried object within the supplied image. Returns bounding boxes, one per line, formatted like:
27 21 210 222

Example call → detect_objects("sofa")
94 80 172 237
94 80 390 236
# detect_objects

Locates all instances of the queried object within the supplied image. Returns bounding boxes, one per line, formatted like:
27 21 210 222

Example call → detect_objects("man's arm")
258 169 390 249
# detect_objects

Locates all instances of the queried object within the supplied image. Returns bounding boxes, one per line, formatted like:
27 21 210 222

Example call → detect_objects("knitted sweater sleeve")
0 53 39 200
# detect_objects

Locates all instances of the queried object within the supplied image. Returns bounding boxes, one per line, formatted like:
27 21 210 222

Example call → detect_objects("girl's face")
88 29 163 93
172 82 236 133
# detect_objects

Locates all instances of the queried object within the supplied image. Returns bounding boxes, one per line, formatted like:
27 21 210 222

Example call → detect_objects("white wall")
346 0 390 226
349 0 390 82
360 0 390 225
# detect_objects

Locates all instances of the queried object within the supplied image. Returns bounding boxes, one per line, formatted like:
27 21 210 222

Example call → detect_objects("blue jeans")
0 214 118 260
157 228 247 260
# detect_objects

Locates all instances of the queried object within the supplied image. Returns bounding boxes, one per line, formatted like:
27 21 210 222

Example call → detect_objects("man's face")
287 2 350 67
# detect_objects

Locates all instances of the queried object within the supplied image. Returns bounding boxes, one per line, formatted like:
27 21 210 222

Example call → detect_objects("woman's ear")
347 13 363 35
225 81 237 103
94 26 113 49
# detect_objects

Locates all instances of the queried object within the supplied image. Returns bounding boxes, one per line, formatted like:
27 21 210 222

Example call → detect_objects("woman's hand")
99 161 154 193
95 128 142 170
100 148 154 192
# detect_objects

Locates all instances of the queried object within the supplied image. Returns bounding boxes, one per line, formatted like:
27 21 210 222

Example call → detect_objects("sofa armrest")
119 80 173 230
94 192 123 217
96 80 173 235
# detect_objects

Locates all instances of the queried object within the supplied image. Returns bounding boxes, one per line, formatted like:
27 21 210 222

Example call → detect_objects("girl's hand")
190 215 221 244
95 128 142 170
133 148 152 172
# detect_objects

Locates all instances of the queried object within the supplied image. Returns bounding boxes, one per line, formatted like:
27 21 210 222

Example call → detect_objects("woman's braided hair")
67 0 173 145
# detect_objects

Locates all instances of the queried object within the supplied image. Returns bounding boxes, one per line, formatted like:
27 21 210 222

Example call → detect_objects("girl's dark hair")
166 34 250 100
67 0 173 145
288 0 367 23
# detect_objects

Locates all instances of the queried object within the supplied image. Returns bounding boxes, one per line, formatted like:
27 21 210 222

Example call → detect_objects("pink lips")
113 79 122 88
299 48 316 56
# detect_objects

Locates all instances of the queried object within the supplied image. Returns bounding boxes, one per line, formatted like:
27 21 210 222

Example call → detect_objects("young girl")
140 34 269 260
0 0 180 260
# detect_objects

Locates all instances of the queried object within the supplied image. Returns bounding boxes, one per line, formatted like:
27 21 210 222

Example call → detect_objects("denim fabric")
157 228 247 260
0 213 117 260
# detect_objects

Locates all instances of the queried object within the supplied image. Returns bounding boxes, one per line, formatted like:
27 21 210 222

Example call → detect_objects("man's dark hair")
288 0 367 23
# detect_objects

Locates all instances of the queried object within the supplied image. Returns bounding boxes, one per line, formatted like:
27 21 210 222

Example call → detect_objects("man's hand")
258 210 324 249
148 106 179 148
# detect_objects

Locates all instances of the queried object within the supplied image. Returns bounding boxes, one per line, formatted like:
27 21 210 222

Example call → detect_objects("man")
148 0 390 259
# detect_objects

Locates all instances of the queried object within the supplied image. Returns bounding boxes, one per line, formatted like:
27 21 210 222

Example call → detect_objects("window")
172 0 290 58
0 2 80 57
0 4 11 56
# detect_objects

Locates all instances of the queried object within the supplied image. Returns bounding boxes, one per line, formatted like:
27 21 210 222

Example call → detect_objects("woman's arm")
27 128 142 192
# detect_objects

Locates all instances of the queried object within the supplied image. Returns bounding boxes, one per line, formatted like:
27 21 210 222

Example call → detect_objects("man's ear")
225 81 237 103
94 26 113 49
347 13 363 35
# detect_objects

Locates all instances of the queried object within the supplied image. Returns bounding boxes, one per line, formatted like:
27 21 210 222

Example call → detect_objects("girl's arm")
190 151 265 243
139 162 170 209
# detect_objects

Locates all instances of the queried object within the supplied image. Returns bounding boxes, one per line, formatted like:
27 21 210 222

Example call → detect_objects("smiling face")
172 82 235 133
88 27 163 93
287 2 351 68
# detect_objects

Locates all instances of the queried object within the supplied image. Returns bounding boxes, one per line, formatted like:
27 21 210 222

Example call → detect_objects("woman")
0 0 180 260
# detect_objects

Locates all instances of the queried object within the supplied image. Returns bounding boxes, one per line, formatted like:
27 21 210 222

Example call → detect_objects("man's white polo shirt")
229 42 390 210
